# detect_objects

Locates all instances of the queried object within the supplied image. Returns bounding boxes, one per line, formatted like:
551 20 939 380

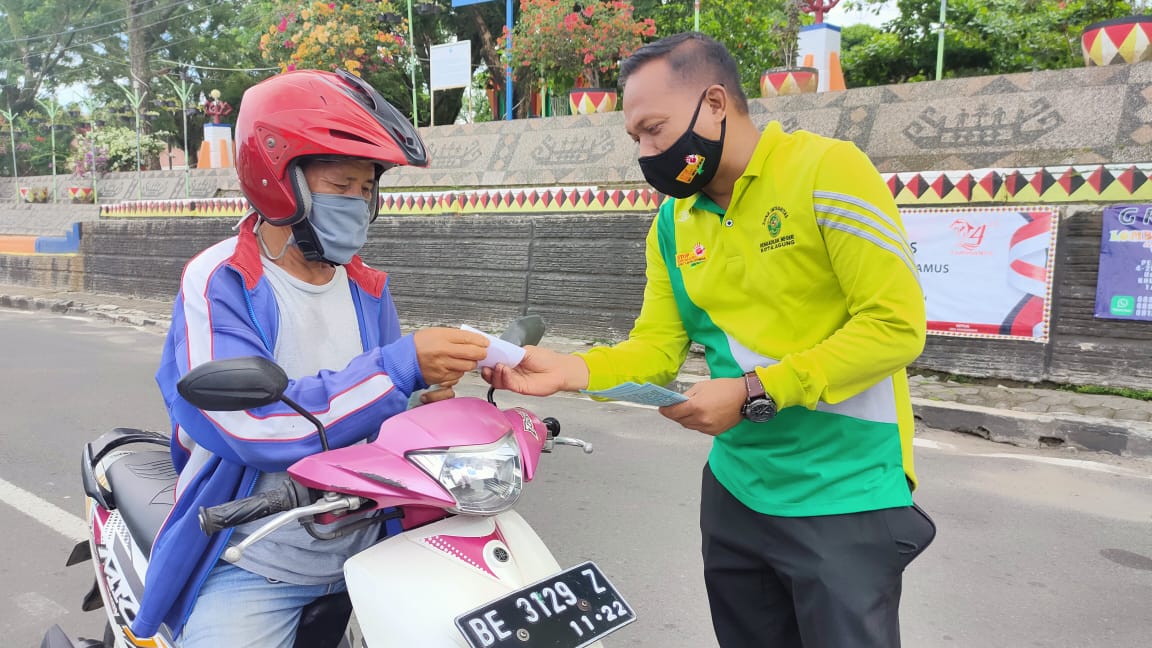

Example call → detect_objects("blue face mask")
308 193 372 265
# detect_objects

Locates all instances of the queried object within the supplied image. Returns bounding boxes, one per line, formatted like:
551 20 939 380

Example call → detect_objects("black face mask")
638 91 726 199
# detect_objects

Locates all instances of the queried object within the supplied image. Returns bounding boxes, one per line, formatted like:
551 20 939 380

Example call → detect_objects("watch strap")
743 370 766 401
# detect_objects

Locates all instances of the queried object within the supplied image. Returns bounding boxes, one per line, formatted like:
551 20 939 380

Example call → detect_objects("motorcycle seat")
104 451 177 558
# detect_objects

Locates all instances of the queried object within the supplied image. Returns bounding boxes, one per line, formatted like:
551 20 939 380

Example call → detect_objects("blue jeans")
178 561 347 648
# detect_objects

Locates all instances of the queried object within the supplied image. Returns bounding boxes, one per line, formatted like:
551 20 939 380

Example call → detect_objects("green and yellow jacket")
579 122 927 517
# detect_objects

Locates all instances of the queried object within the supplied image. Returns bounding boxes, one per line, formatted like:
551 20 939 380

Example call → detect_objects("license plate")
455 561 636 648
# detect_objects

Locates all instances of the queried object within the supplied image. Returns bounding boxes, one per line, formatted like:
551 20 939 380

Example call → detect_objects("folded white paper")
581 382 689 407
461 324 528 369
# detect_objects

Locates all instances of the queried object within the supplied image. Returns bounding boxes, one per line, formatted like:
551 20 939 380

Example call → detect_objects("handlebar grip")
198 480 307 535
543 417 561 438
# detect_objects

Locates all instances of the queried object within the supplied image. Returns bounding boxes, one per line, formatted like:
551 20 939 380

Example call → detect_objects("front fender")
344 512 574 648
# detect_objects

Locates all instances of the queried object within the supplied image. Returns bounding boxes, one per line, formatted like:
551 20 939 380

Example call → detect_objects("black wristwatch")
741 371 778 423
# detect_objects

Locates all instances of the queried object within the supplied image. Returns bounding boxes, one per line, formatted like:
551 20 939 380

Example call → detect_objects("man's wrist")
563 354 591 392
741 370 778 422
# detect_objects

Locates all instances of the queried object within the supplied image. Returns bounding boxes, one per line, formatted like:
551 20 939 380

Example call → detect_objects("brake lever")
221 495 363 563
546 436 594 454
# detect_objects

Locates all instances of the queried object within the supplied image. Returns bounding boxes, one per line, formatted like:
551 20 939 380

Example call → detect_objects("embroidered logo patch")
760 206 796 252
767 213 782 237
675 154 705 183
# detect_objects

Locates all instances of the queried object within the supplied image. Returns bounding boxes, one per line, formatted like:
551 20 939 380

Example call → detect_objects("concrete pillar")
197 124 234 169
798 23 847 92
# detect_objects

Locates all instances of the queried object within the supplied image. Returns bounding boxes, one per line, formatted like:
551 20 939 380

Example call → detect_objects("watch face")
744 398 777 423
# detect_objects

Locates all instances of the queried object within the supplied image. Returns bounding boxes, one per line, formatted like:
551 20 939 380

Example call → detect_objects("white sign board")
902 206 1058 342
430 41 472 90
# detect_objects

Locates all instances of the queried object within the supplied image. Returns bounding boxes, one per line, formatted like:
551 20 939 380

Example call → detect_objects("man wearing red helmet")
135 70 489 646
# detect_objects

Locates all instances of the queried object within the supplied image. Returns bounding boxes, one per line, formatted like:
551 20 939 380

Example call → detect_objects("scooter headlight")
408 432 523 515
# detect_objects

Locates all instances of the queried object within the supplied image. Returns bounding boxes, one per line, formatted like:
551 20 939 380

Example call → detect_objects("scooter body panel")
87 497 175 648
344 512 604 647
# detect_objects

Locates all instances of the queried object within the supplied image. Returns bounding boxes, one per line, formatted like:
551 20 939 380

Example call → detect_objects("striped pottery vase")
760 67 819 98
568 88 618 115
1082 16 1152 66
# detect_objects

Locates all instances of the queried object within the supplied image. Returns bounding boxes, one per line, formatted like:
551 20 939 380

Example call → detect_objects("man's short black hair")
619 32 749 115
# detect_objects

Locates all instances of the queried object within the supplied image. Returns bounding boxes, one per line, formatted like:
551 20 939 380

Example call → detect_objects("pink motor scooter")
43 317 635 648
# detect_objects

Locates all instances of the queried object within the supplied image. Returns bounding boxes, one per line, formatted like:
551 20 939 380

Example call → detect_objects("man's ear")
705 84 728 124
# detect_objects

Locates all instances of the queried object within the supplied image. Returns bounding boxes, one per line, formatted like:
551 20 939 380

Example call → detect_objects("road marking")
913 438 956 451
0 476 86 542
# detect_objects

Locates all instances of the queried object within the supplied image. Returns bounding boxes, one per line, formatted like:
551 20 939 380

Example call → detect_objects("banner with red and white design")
901 207 1059 341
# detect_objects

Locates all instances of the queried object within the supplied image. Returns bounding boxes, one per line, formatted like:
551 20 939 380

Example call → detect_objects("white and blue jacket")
133 214 425 639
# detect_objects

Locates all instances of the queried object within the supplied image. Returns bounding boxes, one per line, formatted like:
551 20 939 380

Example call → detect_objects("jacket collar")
229 212 388 298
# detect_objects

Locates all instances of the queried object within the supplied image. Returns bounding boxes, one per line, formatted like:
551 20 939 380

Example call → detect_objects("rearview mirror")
177 356 289 411
499 315 545 347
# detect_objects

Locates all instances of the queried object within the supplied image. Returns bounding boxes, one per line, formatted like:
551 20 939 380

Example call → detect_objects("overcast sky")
835 0 903 28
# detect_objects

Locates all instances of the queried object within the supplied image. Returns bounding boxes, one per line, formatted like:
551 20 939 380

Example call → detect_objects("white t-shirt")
231 258 382 585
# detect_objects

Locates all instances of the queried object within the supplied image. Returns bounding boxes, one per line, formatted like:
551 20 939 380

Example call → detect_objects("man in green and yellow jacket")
485 32 936 648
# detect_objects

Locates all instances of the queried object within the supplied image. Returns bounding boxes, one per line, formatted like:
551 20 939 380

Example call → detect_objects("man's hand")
413 328 489 386
658 377 745 437
481 346 590 396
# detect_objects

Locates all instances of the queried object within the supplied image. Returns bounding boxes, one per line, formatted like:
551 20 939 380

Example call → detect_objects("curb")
912 398 1152 458
0 293 169 330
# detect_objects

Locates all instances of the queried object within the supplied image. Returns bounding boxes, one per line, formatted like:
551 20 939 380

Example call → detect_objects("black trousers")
700 464 936 648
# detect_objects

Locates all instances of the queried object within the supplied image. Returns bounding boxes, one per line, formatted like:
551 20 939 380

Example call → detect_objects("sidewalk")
3 283 1151 460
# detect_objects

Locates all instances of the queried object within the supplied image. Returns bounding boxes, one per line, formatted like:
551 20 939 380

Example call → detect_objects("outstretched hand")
481 346 590 397
413 328 489 386
658 377 745 437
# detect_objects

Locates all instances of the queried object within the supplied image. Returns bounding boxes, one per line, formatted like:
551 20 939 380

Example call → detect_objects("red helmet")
235 69 428 226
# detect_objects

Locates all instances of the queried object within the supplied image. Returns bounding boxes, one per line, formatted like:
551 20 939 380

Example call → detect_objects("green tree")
841 0 1133 87
256 0 518 125
631 0 800 99
0 0 120 113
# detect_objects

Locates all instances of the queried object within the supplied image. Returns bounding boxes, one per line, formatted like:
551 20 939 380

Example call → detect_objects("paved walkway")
2 283 1150 460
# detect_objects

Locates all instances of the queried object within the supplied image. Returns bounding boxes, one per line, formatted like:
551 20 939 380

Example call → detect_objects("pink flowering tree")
503 0 656 90
259 0 409 92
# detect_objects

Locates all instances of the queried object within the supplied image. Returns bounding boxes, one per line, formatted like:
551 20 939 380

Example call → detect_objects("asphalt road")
2 309 1151 647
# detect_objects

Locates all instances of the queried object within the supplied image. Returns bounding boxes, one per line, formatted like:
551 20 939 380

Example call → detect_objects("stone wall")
0 253 83 291
81 214 651 341
0 169 239 204
388 62 1152 188
7 62 1152 204
77 207 1152 390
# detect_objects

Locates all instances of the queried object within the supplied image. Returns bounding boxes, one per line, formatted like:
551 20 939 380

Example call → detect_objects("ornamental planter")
1082 16 1152 66
67 186 95 203
760 66 819 98
19 187 48 203
568 88 618 115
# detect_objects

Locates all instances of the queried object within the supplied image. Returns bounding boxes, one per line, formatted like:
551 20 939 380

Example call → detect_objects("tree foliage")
0 0 119 113
503 0 655 90
258 1 409 84
632 0 800 98
841 0 1135 86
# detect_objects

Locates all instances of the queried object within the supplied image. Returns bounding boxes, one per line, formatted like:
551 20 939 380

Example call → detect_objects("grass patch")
1058 384 1152 401
909 368 1152 401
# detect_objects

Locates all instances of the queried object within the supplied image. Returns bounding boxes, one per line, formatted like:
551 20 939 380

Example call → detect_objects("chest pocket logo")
760 206 796 253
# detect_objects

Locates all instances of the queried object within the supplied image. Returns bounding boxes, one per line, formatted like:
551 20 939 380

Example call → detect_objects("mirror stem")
279 396 330 452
